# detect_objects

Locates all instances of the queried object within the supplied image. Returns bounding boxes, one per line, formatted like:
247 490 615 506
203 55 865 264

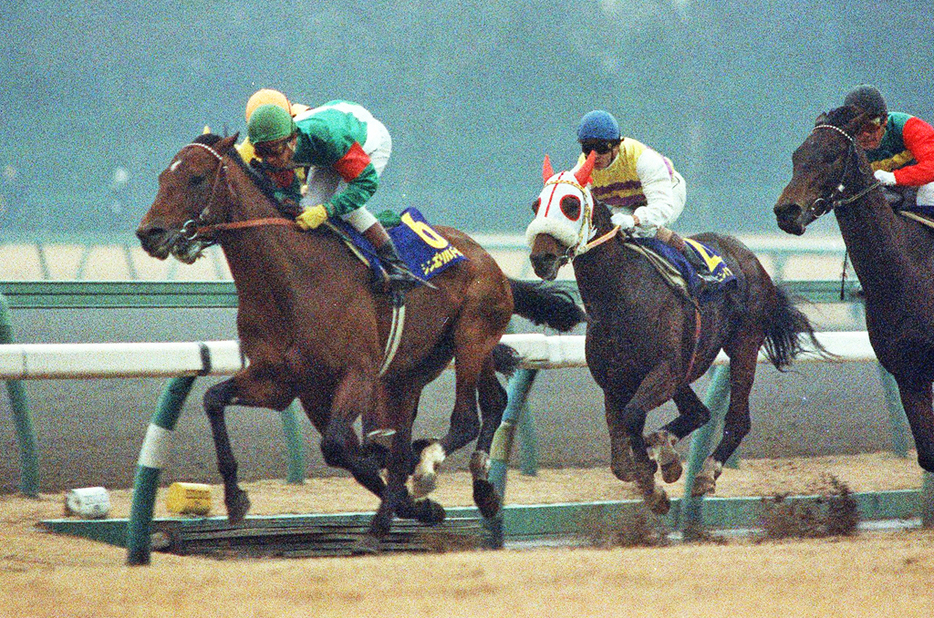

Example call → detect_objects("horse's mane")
821 105 861 128
194 132 297 218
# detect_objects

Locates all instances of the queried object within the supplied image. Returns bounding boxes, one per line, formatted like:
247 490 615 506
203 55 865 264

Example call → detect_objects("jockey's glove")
874 169 897 186
610 212 636 231
296 204 329 230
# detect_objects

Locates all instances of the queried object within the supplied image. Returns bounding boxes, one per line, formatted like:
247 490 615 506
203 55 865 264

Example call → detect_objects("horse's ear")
542 155 555 183
217 134 239 154
574 150 596 186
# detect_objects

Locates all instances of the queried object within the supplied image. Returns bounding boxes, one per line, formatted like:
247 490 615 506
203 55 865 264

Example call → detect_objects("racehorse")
526 153 823 513
774 105 934 474
137 133 584 550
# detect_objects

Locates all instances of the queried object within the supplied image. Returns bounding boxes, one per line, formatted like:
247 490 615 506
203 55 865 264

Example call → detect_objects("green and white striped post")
485 367 539 548
126 376 196 565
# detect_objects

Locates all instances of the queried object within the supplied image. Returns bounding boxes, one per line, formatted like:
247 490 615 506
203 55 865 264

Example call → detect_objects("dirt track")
2 453 934 617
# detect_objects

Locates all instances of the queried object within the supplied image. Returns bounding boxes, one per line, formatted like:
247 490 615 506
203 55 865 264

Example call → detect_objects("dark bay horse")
774 105 934 474
526 153 822 513
137 133 584 550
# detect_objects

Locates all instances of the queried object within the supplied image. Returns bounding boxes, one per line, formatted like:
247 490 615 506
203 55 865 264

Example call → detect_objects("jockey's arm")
632 149 679 234
895 116 934 186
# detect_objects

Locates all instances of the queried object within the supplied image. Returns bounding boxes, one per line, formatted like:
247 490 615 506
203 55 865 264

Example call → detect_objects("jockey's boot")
659 229 719 285
363 222 424 293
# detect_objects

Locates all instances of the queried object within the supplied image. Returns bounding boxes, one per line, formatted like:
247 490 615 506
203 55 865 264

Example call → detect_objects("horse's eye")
189 175 205 187
560 195 581 220
532 197 541 214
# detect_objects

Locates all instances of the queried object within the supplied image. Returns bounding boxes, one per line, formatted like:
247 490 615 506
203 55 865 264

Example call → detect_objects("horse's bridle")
807 124 882 220
177 142 299 244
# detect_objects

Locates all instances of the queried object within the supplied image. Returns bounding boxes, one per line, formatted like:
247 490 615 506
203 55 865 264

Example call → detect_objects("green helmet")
247 104 296 145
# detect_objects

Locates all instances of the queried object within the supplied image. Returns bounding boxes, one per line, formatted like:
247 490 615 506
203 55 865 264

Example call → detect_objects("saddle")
329 208 467 290
625 237 737 301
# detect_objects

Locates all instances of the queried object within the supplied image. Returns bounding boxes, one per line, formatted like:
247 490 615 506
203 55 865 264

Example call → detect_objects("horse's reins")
179 141 406 377
811 124 884 300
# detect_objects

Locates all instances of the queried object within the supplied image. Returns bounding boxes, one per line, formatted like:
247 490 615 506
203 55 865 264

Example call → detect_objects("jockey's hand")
874 169 897 186
296 204 329 230
610 213 636 232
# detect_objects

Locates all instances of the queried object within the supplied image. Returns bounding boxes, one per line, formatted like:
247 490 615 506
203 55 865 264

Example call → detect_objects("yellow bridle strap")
584 225 620 250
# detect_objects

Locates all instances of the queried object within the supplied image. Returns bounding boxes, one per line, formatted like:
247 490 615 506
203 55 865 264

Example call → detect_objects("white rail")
0 331 875 380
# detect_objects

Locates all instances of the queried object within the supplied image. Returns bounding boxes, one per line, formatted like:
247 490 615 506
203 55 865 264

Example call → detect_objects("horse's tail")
509 278 586 332
492 343 521 377
762 285 833 371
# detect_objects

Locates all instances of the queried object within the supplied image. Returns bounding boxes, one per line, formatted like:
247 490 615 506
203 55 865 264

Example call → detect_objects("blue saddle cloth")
333 207 466 281
633 237 737 300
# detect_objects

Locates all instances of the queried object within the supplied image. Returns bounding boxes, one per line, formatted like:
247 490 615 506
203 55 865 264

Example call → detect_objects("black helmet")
844 85 887 121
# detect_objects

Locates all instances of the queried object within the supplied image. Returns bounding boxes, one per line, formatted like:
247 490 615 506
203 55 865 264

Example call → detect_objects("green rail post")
877 365 912 458
126 376 196 566
922 472 934 528
0 293 39 497
279 401 306 484
681 364 731 535
485 367 538 548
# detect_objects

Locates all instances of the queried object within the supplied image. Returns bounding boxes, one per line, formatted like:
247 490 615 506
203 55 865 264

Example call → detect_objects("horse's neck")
834 190 927 296
572 233 646 316
218 167 317 305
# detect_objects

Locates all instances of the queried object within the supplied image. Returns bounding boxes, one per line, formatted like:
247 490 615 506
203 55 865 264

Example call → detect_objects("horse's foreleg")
647 385 713 484
894 377 934 473
203 378 251 523
619 363 680 515
320 370 385 498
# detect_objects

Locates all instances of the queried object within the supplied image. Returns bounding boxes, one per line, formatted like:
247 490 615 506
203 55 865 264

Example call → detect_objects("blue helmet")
577 110 620 142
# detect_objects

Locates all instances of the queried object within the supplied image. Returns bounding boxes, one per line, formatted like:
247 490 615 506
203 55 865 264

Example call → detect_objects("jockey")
246 103 422 293
844 84 934 210
237 88 311 171
574 110 714 279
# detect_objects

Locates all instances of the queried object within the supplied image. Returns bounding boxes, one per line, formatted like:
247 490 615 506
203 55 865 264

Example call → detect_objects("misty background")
2 0 932 239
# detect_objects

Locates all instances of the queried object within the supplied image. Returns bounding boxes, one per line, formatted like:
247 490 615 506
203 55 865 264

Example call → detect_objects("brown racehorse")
526 153 823 513
136 133 584 551
774 105 934 474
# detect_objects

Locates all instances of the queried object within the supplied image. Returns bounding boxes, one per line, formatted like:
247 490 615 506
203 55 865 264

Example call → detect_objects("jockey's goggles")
580 140 615 155
255 136 295 158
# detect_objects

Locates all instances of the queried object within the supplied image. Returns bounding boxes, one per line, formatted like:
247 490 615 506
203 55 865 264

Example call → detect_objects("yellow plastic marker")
165 482 212 515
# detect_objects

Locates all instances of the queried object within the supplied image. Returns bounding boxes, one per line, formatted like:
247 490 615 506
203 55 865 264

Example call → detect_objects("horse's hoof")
411 472 437 499
351 534 381 555
646 487 671 515
414 498 446 525
469 450 491 480
225 490 250 524
691 457 723 497
412 442 446 498
472 478 501 519
648 430 682 483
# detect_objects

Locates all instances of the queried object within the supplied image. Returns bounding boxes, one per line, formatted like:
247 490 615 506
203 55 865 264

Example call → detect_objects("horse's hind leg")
470 356 508 518
693 344 759 496
647 385 713 484
319 369 387 498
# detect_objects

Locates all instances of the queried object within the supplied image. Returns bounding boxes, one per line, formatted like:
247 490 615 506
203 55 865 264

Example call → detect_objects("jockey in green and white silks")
247 103 422 293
